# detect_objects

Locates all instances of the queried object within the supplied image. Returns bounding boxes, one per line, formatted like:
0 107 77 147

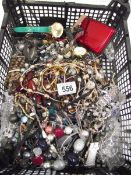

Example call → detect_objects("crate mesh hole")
118 68 131 95
115 42 127 73
0 36 12 67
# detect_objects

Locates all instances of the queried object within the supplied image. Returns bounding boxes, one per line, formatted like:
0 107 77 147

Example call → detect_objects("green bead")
49 107 57 116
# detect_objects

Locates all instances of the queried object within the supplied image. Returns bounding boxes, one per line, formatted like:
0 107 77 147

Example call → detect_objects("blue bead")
66 152 79 166
21 116 28 123
38 139 49 152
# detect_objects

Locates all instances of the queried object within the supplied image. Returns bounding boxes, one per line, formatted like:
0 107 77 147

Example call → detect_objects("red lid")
76 17 116 54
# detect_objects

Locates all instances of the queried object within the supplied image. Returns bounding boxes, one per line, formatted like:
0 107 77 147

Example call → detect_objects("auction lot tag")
57 81 76 96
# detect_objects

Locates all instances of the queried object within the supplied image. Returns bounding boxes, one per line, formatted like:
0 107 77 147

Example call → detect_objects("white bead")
18 43 25 51
68 105 72 109
65 44 69 48
47 63 52 67
23 151 31 158
59 41 64 47
40 49 46 54
12 137 17 142
42 130 47 139
33 147 42 157
83 74 89 80
57 54 64 60
44 94 50 99
86 80 95 90
87 68 93 75
73 138 85 152
47 134 55 142
77 77 82 82
51 22 63 38
64 99 69 104
80 130 89 139
64 126 73 135
20 68 26 73
64 51 71 58
30 65 35 69
42 161 51 169
33 78 39 85
53 159 66 170
42 111 49 118
21 116 28 123
24 63 29 68
85 102 90 106
73 47 87 56
30 112 35 117
68 68 76 75
46 85 51 89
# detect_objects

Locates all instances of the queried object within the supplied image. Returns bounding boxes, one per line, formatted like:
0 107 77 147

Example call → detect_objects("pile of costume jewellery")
0 16 126 171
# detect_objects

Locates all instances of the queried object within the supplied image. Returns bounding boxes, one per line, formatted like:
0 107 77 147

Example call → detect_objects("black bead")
49 115 56 121
66 152 79 166
9 114 18 123
38 139 49 152
44 152 52 160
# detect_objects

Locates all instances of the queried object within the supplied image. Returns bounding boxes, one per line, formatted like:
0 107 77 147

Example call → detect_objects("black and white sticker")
57 81 76 96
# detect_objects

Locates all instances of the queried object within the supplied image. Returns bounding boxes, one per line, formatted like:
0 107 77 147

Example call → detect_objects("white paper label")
57 81 76 96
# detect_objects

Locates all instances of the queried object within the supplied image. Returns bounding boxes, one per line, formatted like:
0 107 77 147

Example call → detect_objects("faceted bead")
32 156 44 166
54 128 64 139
